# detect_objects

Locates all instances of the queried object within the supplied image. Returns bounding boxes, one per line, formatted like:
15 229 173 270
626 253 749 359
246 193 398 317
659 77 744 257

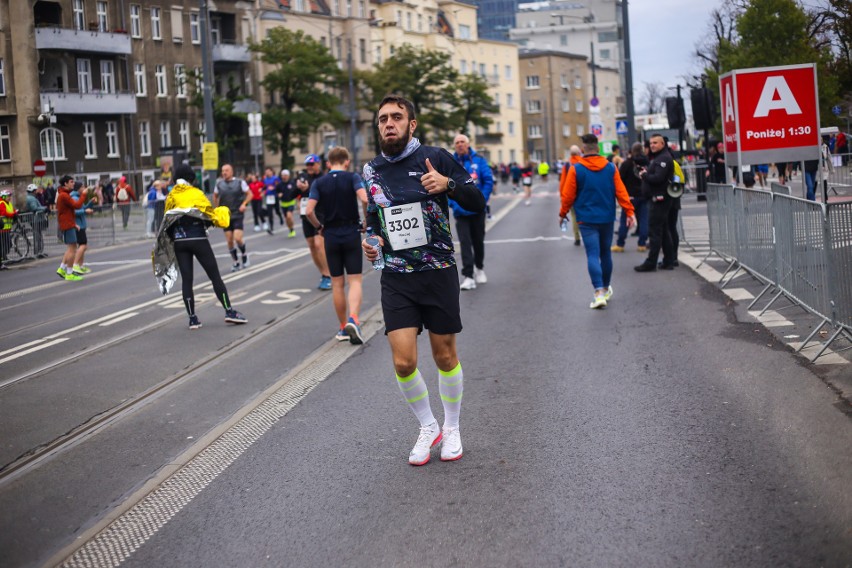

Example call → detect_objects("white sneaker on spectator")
460 277 477 290
474 268 487 284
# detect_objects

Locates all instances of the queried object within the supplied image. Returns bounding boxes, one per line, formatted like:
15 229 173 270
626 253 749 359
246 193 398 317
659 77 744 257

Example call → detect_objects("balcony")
212 42 251 63
35 27 131 55
477 132 503 145
41 91 137 115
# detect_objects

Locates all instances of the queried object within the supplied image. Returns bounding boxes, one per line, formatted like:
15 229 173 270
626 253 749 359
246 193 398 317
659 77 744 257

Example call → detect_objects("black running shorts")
75 228 88 245
302 217 319 239
380 267 462 335
224 216 244 232
323 229 363 277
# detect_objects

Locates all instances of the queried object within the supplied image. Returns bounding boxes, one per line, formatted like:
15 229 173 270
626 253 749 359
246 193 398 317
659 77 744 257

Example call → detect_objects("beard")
380 127 411 156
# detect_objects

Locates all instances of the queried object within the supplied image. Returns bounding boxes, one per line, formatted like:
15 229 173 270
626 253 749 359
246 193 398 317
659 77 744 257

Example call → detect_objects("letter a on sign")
753 76 802 117
724 82 735 122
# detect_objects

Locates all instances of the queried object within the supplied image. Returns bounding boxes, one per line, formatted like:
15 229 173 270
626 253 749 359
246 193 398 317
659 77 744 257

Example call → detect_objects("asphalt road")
1 180 850 568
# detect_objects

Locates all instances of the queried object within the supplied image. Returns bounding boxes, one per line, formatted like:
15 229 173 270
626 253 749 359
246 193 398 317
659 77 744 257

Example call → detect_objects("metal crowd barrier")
3 202 158 264
702 182 851 361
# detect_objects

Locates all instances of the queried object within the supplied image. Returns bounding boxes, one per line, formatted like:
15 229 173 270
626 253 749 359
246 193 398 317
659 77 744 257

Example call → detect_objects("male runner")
213 164 251 272
305 147 368 343
361 94 485 466
295 154 332 290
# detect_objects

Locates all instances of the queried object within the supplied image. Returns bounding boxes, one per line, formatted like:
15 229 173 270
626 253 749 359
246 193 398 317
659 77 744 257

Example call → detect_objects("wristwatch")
446 178 456 192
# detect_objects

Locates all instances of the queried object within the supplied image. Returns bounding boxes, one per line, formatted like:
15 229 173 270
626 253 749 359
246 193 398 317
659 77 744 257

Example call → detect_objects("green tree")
359 45 460 146
446 73 498 140
250 28 344 169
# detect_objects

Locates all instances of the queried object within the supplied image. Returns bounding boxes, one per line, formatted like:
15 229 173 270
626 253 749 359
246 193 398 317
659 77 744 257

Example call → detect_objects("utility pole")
200 0 216 192
348 38 357 168
621 0 636 144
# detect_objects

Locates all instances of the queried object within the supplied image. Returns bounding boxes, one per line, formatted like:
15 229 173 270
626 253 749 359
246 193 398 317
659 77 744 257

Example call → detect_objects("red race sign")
719 63 820 166
33 159 46 177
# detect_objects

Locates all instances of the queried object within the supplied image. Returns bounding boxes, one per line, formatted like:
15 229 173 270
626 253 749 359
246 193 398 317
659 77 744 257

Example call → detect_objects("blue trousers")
804 171 816 201
579 222 614 290
616 198 649 247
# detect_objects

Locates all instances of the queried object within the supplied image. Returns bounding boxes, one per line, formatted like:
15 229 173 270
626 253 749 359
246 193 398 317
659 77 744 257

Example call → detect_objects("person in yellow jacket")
153 163 247 330
537 160 550 182
0 189 17 270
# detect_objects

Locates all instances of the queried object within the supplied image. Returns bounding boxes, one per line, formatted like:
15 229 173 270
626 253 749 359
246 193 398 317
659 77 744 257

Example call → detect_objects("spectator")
25 184 48 258
612 142 649 253
0 188 16 270
114 175 136 229
145 181 162 237
635 133 676 272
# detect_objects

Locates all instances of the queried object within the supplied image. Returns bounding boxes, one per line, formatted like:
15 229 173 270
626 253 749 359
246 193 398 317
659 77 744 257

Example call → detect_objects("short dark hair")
327 146 350 164
581 133 598 146
174 163 196 182
612 144 620 152
378 94 416 122
650 133 665 141
59 174 74 186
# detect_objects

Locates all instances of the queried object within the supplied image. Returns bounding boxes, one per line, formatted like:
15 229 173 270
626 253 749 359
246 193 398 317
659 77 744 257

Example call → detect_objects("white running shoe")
409 421 442 466
590 294 607 309
474 267 487 284
253 225 261 232
460 276 477 290
262 222 269 231
440 426 463 462
604 286 613 301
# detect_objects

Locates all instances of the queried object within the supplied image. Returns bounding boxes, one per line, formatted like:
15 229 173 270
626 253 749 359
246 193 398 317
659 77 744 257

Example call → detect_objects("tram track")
0 267 337 488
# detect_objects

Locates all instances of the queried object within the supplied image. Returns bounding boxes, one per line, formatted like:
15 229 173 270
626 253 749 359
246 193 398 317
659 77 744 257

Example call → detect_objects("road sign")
615 120 628 135
591 124 603 138
33 159 46 177
720 63 820 165
247 112 263 137
590 97 599 107
832 105 842 116
202 142 219 171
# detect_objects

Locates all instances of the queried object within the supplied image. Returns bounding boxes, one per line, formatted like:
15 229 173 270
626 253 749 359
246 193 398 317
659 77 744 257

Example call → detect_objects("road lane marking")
0 338 69 366
0 338 48 358
98 313 139 327
54 304 385 568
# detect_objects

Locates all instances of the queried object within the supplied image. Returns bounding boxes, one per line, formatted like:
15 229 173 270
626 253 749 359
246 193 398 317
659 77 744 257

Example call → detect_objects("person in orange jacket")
559 134 636 309
55 175 88 281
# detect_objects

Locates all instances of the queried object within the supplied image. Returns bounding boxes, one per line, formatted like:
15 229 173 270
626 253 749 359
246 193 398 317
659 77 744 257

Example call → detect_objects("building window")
505 65 512 80
417 13 422 32
160 121 171 147
293 0 305 12
40 128 65 160
428 15 433 30
106 121 119 157
493 64 498 80
574 75 582 89
508 121 515 135
179 120 190 150
561 98 569 112
190 12 200 43
396 10 402 26
598 31 618 43
575 99 583 112
562 124 571 137
0 124 10 162
155 65 168 96
359 38 367 64
73 0 85 31
600 48 611 60
507 93 514 108
576 124 584 135
100 60 115 93
174 64 186 97
96 1 108 32
494 92 500 106
358 0 365 18
528 124 542 138
375 46 381 65
171 8 183 42
0 60 5 96
526 99 542 113
460 60 467 74
83 122 97 158
139 120 151 156
332 0 339 16
130 4 141 37
510 149 516 162
560 34 567 46
77 59 92 94
134 63 146 96
346 0 351 17
526 75 540 89
151 6 162 40
479 63 486 76
459 24 470 39
193 66 202 93
405 12 411 30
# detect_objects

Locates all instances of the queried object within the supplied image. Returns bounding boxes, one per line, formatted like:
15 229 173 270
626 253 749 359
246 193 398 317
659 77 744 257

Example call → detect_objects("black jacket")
619 154 648 199
641 148 674 200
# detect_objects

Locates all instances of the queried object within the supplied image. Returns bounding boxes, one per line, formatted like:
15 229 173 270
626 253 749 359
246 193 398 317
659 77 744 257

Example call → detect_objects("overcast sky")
627 0 719 101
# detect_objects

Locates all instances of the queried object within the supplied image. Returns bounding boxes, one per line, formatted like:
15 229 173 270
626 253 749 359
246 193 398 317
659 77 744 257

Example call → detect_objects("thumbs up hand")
420 158 450 195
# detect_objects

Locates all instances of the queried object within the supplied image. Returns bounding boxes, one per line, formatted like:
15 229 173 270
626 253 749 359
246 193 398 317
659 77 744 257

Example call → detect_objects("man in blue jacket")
449 134 493 290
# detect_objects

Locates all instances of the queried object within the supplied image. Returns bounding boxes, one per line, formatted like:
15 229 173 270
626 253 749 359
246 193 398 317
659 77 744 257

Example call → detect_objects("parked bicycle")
4 218 33 262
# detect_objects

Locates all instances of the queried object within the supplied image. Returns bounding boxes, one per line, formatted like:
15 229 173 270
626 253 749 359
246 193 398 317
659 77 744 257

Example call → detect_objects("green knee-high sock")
396 369 436 427
439 362 463 429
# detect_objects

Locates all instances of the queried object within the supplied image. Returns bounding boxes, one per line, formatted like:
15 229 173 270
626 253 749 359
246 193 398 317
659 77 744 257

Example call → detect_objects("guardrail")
702 183 851 362
1 202 164 267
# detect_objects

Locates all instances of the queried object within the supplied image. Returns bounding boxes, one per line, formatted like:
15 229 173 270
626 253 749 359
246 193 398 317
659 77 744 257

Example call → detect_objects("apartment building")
518 49 590 164
1 0 254 191
369 0 523 165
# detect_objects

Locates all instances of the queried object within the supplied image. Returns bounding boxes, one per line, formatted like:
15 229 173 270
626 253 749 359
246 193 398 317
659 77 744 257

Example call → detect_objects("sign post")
719 63 820 191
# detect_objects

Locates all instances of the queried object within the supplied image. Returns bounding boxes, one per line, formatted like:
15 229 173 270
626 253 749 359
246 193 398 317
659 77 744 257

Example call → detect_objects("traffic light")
691 88 716 131
665 96 686 129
